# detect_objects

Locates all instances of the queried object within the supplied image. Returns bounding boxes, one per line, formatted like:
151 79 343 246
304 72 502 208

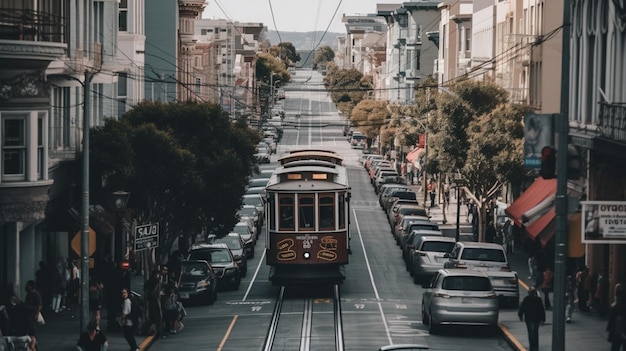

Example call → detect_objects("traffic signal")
540 146 556 179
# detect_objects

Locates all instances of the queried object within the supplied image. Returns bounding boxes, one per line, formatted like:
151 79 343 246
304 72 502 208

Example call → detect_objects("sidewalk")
36 273 155 351
411 184 610 351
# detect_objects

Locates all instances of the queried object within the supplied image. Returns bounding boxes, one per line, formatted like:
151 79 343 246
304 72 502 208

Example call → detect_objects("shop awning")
505 178 557 227
526 207 555 242
405 147 424 163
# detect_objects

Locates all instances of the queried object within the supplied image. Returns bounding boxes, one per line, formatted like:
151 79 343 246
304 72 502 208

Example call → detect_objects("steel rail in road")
262 285 345 351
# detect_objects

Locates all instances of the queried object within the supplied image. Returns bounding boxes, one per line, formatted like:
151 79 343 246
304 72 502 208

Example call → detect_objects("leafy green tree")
323 67 372 116
270 42 300 67
90 101 260 263
313 46 335 69
256 52 290 84
351 100 390 147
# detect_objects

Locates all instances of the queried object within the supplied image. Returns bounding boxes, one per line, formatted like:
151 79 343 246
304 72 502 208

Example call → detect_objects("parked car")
213 233 248 276
237 205 260 233
487 271 520 308
242 193 265 225
410 236 456 284
421 269 499 334
388 203 428 229
248 177 270 189
177 260 218 305
402 229 443 267
396 219 439 246
442 242 510 272
232 221 255 258
187 244 241 290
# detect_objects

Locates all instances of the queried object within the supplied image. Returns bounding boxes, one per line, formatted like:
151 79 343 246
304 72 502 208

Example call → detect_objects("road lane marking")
352 208 393 345
217 315 238 351
242 248 266 302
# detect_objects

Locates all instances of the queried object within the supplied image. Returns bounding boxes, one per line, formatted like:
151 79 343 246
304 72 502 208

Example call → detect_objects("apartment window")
466 28 471 52
117 73 127 117
2 115 26 179
37 114 44 179
119 0 128 31
195 78 201 94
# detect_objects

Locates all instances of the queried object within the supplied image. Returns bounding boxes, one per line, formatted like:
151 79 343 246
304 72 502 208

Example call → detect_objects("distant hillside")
267 30 342 53
267 30 342 69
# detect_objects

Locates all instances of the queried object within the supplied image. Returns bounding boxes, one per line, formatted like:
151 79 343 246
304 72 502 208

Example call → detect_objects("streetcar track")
263 285 344 351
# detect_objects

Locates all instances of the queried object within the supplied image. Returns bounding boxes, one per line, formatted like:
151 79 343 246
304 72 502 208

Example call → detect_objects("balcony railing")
598 102 626 143
0 8 65 43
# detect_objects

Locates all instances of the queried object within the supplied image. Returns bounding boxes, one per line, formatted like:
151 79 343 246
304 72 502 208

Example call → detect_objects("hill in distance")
267 30 342 68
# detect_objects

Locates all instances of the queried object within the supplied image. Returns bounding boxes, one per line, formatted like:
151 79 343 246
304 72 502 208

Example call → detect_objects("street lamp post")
112 191 130 264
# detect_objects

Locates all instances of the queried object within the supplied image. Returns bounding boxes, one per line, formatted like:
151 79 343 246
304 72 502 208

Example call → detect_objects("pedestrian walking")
24 281 42 351
542 267 554 310
528 253 537 281
163 287 180 335
6 295 36 349
577 266 591 312
89 279 104 331
427 179 436 208
565 273 576 323
51 264 65 313
76 321 109 351
607 283 626 351
67 259 80 318
518 288 546 351
596 268 610 316
120 288 139 351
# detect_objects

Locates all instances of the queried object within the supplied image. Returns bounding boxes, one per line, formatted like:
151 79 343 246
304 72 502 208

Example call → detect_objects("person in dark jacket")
518 288 546 351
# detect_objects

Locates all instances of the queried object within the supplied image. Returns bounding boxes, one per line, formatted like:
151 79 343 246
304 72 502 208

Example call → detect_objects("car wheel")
428 311 438 334
249 247 255 259
232 275 241 291
207 288 216 305
413 274 421 285
421 303 428 325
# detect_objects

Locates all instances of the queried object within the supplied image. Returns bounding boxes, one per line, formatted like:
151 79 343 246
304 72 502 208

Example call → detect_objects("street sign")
71 227 96 256
134 223 159 251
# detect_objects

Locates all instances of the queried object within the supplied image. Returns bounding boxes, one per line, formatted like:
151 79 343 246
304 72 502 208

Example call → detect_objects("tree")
314 46 335 70
323 67 372 116
351 100 390 147
269 42 300 67
90 101 260 264
256 52 290 84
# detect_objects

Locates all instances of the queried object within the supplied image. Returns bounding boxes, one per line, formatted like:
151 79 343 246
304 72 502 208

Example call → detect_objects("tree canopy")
90 101 260 262
323 63 373 116
269 42 300 67
256 52 290 84
351 100 390 145
313 45 335 69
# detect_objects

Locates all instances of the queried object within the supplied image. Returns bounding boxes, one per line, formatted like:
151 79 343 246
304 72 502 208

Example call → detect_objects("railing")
0 8 65 43
598 102 626 143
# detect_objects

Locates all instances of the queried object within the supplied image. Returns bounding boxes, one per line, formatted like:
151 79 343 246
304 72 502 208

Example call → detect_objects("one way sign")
134 223 159 251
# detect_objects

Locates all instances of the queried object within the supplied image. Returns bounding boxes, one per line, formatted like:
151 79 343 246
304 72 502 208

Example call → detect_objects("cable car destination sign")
134 223 159 251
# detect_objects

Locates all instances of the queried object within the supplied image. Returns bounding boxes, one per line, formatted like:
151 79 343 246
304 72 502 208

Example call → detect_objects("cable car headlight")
303 252 311 259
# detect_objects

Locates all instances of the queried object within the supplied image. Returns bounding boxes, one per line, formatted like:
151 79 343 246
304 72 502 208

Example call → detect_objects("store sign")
581 201 626 244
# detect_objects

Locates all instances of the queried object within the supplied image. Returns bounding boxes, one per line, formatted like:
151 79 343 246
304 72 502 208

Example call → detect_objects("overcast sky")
203 0 401 33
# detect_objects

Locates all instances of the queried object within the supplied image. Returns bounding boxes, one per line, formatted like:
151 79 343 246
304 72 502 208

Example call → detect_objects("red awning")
526 207 555 241
505 178 557 227
406 147 424 163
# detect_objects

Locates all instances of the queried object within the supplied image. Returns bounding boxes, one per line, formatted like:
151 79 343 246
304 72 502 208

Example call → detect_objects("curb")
139 334 155 350
498 323 527 351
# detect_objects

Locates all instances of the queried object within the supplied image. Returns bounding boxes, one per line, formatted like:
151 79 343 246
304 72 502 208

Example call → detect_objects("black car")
177 260 218 305
213 233 248 276
188 244 241 290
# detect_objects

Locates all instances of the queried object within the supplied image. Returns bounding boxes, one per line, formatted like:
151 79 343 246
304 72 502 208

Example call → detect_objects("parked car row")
362 150 520 335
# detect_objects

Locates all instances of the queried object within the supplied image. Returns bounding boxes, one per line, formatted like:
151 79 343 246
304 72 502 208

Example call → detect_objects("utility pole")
80 71 94 332
552 1 571 350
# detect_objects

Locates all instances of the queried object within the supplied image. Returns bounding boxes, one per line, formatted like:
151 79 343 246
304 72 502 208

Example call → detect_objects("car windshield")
214 237 242 250
181 263 207 276
460 248 506 262
238 207 256 217
421 241 455 253
189 249 232 263
442 276 492 291
233 225 250 235
243 196 262 207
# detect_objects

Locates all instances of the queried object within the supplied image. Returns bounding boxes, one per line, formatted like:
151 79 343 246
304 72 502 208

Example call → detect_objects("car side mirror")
443 253 451 258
